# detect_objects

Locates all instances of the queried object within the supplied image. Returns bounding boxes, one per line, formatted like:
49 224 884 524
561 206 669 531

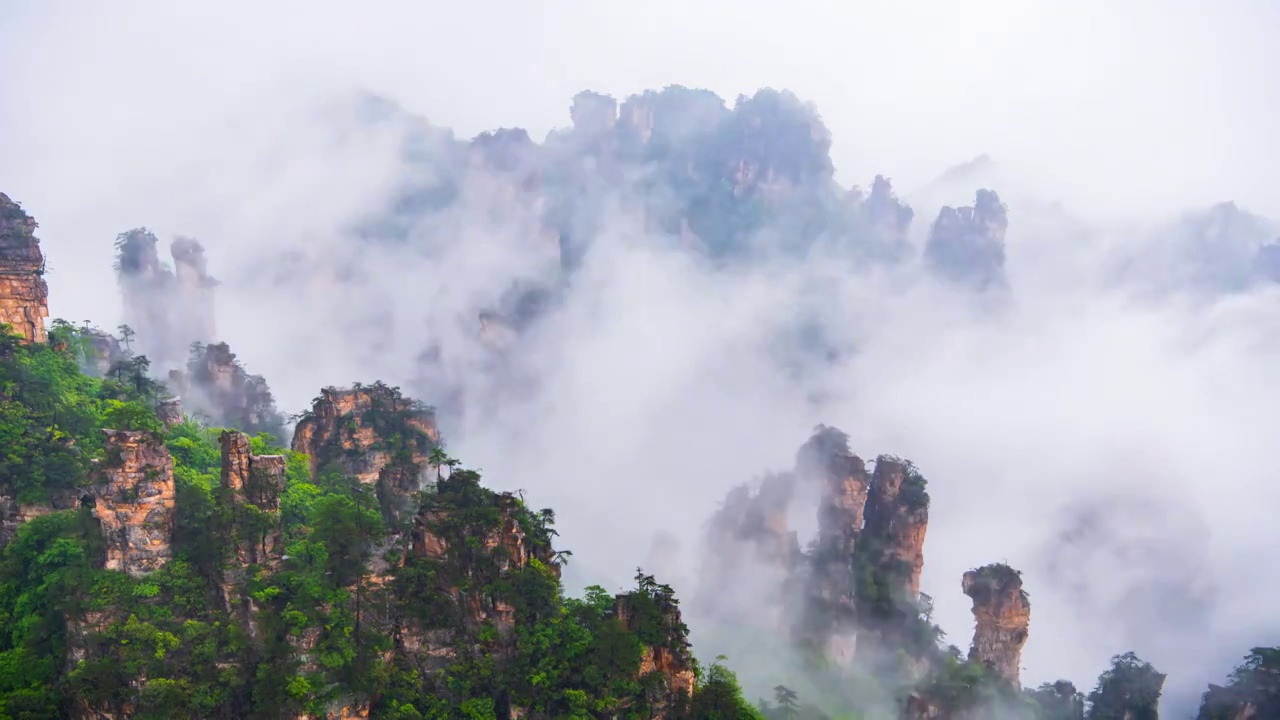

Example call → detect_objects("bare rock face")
864 456 930 599
0 193 49 343
156 396 184 428
292 384 438 525
924 188 1009 291
797 425 869 664
962 563 1031 686
220 430 285 563
219 430 286 639
90 430 176 577
800 425 870 560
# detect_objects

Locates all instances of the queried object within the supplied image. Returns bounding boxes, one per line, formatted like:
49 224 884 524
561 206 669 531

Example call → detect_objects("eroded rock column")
963 563 1031 685
864 456 930 599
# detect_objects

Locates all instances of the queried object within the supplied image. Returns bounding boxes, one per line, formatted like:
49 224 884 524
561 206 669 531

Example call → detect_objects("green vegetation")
1198 647 1280 719
0 323 765 718
1085 652 1165 720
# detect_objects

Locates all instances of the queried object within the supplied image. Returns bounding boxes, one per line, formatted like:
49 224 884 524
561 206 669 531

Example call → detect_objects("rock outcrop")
615 588 696 719
171 341 286 440
853 175 915 260
962 563 1031 686
220 430 285 567
114 228 217 368
89 430 176 577
292 383 438 525
156 396 184 428
0 193 49 343
699 426 935 675
169 236 217 344
219 430 286 638
798 426 869 664
864 456 930 599
924 188 1009 291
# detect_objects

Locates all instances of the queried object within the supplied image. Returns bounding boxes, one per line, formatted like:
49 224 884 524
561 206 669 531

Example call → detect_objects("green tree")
117 324 135 352
1087 652 1165 720
774 685 799 719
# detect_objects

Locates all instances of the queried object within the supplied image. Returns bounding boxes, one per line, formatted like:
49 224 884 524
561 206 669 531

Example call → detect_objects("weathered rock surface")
963 563 1031 686
156 396 184 428
292 384 438 525
864 456 930 599
220 430 285 566
925 188 1009 290
615 589 696 719
90 430 176 577
797 425 869 664
0 193 49 343
0 494 54 547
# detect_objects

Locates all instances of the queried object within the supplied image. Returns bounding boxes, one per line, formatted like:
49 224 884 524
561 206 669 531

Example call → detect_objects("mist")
4 1 1280 716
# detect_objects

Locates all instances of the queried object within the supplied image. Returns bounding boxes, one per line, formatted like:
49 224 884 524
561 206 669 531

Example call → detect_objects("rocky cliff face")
925 188 1009 291
697 426 935 675
615 589 696 719
172 341 286 440
219 430 286 638
156 396 184 428
292 383 438 524
0 193 49 343
798 425 869 665
962 563 1031 686
864 456 929 600
89 430 176 577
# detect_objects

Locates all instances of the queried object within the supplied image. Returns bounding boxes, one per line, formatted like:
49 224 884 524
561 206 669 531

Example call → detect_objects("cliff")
172 341 286 441
292 383 438 524
219 430 286 632
615 581 697 719
114 228 217 368
962 563 1031 686
797 425 869 665
863 456 929 600
924 188 1009 291
0 193 49 343
89 430 176 577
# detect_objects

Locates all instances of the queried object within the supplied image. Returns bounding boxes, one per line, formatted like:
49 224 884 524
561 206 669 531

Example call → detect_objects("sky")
2 0 1280 713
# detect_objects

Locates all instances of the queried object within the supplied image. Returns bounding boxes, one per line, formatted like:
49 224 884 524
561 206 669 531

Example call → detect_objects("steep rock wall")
864 456 929 599
90 430 176 577
0 193 49 343
292 384 438 526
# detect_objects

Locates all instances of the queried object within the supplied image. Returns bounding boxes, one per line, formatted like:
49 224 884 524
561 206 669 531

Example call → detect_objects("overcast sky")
2 1 1279 712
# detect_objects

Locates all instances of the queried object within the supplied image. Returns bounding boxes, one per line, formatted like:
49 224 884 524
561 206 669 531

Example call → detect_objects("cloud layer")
4 2 1280 714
